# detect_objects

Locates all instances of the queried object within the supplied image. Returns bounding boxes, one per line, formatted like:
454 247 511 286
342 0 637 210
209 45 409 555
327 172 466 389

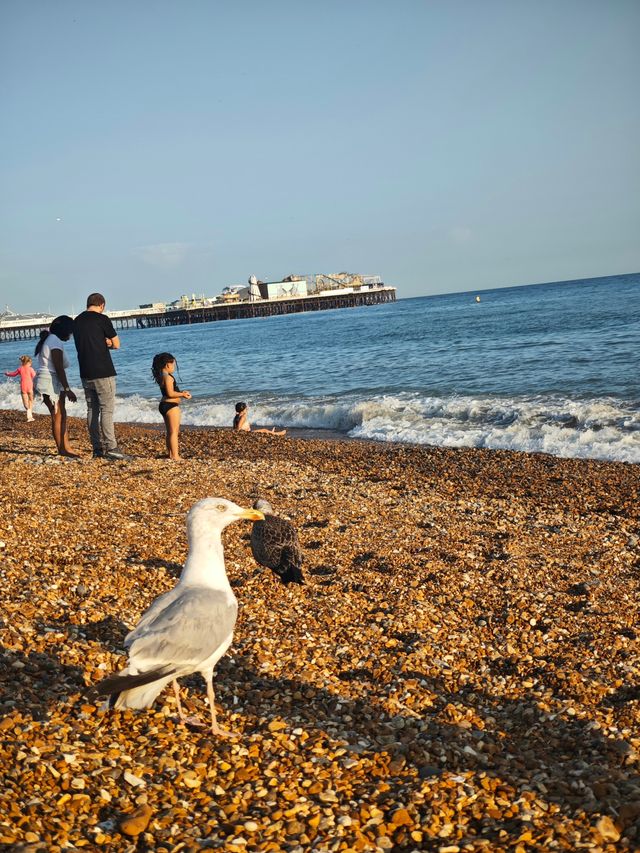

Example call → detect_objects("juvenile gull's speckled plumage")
89 498 264 736
250 498 305 585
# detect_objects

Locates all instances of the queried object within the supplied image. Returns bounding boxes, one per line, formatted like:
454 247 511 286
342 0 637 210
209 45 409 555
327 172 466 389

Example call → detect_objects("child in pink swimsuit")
5 355 36 421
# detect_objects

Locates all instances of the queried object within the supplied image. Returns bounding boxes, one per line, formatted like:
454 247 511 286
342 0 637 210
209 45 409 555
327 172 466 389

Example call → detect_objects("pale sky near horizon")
1 0 639 313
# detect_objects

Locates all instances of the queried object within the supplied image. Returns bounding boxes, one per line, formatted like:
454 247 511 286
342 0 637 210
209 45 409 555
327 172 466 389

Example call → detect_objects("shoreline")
139 420 356 444
1 407 639 850
3 405 640 465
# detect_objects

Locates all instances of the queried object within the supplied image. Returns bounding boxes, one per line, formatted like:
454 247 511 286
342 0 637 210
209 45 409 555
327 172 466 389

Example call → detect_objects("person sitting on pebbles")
233 402 286 436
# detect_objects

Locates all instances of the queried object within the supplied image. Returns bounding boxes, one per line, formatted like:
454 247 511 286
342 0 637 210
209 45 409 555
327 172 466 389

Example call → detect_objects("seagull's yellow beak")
239 507 265 521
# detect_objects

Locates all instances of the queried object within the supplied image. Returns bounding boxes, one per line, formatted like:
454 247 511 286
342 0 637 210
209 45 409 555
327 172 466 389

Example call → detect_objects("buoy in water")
475 295 481 303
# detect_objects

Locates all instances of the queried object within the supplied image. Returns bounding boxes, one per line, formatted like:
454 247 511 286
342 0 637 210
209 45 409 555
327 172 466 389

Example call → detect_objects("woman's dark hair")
151 352 176 386
34 330 49 357
34 315 74 355
235 401 247 413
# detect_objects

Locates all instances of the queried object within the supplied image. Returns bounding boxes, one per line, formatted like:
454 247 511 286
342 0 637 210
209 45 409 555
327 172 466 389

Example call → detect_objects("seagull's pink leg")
206 676 236 738
172 679 206 728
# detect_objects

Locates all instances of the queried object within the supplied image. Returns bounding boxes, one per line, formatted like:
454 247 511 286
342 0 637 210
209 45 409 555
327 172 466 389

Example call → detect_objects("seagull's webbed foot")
178 714 208 729
210 723 238 739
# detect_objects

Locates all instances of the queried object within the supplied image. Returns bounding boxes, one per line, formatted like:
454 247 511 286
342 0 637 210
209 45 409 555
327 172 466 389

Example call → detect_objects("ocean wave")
0 383 162 425
345 393 640 463
2 380 638 463
252 393 640 463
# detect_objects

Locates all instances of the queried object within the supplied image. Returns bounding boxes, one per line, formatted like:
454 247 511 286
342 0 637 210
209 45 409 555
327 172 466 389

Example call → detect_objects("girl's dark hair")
151 352 176 386
34 315 74 355
235 401 247 413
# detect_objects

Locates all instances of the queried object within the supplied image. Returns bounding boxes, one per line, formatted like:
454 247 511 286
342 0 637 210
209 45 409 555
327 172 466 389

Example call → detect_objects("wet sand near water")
139 421 352 443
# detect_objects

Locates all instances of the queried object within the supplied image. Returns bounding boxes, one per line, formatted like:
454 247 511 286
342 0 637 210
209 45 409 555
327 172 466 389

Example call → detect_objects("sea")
1 272 639 463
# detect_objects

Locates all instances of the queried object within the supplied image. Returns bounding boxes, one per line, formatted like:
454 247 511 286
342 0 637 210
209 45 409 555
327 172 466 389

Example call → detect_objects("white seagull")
89 498 265 736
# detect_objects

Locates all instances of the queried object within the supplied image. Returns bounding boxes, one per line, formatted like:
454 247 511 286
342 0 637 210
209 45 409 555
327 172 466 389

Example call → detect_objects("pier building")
0 272 396 343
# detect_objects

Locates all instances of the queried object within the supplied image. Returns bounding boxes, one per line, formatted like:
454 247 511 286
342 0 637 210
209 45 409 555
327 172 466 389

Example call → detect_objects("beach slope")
0 409 638 850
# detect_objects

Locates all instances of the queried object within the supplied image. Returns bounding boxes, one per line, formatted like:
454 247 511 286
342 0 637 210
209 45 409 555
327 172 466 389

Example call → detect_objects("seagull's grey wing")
124 586 182 648
128 588 237 674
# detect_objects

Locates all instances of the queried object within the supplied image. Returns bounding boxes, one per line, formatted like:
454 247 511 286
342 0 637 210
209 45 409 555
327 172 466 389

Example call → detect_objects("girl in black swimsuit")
151 352 191 460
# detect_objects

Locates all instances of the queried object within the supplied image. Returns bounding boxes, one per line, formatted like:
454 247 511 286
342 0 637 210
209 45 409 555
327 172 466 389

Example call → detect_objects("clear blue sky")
2 0 639 312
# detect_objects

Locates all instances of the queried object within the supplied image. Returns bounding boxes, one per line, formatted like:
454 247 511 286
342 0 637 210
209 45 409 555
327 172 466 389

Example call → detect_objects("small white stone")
123 770 146 788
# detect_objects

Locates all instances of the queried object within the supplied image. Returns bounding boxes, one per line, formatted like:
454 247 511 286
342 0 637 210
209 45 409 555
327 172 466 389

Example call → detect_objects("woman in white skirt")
34 316 79 456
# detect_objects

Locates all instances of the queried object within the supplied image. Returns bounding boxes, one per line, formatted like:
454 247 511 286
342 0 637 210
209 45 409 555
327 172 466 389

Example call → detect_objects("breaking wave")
2 379 638 463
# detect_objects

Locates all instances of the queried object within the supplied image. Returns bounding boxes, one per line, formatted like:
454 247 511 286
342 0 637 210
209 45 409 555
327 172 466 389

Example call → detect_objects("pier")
0 287 396 343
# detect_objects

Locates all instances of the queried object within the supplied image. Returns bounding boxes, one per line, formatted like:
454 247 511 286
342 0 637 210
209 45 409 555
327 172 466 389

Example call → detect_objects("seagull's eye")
216 504 227 512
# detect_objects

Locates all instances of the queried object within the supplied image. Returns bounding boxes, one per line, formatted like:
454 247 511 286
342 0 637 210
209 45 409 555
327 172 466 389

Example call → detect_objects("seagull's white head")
187 498 265 539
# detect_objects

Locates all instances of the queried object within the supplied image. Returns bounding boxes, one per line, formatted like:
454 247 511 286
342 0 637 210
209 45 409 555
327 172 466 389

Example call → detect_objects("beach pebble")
123 771 146 788
119 804 153 837
596 815 621 842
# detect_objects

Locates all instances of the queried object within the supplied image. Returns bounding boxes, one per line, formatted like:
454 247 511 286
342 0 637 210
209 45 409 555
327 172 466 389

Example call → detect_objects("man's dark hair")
86 293 106 308
235 402 247 413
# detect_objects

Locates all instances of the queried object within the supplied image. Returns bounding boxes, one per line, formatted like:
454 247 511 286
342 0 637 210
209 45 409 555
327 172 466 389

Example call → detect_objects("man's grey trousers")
81 376 117 453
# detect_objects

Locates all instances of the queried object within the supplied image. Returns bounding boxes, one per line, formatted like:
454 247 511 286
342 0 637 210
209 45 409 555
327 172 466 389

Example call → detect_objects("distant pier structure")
0 274 396 343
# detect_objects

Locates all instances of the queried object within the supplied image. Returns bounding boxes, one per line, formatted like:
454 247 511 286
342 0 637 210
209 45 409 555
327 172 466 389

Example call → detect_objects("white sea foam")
2 379 638 463
345 393 640 463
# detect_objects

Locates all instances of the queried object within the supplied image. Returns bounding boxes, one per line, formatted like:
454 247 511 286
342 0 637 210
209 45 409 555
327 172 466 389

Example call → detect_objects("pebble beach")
1 408 639 852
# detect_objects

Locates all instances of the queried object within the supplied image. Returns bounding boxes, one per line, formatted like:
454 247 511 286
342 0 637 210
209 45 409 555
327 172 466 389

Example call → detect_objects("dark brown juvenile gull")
88 498 265 736
250 498 305 585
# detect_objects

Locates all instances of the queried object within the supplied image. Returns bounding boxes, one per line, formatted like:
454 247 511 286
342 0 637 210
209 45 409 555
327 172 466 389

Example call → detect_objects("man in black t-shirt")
73 293 127 460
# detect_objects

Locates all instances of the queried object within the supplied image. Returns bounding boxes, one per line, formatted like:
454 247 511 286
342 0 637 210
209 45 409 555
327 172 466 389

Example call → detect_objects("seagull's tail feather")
88 666 177 710
279 547 305 585
114 675 177 710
